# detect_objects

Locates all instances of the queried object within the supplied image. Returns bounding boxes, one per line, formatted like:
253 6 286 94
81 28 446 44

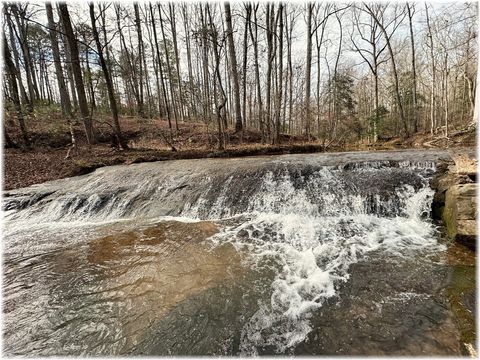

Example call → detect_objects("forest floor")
3 109 477 190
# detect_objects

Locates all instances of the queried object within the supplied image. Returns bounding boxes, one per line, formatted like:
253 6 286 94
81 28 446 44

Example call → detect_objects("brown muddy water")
2 150 476 356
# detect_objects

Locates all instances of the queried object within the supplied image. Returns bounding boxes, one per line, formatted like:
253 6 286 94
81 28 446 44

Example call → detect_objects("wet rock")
293 257 462 356
442 184 477 248
430 160 457 220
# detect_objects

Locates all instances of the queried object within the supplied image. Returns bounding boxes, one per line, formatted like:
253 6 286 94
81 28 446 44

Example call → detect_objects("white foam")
201 165 444 354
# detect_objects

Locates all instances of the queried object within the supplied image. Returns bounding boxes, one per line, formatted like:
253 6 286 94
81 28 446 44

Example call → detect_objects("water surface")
3 150 474 356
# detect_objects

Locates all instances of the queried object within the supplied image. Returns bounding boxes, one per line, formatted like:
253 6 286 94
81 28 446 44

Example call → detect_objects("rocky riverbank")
430 148 477 356
431 148 477 249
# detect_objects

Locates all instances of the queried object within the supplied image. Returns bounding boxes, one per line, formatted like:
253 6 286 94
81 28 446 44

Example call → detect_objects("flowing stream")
2 150 469 356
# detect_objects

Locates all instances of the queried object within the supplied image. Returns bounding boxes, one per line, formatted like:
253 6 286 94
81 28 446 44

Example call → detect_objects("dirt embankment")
3 113 476 190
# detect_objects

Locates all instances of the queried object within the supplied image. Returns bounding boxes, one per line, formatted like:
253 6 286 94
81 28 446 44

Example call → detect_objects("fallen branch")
92 118 125 150
156 128 177 152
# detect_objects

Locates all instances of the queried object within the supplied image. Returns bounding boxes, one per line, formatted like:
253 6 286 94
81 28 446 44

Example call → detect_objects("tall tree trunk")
137 6 152 118
181 4 196 120
46 3 76 149
159 4 179 131
4 39 29 147
332 11 343 139
89 3 127 150
265 4 275 142
425 4 436 135
374 67 379 142
13 5 41 101
84 43 96 110
315 26 322 139
407 3 418 133
367 5 409 137
149 3 173 139
46 2 72 117
282 8 289 133
144 4 163 116
38 53 46 101
224 2 243 133
242 4 250 129
142 51 152 118
58 3 95 144
286 11 293 135
42 54 53 104
133 3 145 117
115 4 142 118
169 4 185 122
207 4 226 150
57 4 79 111
4 6 30 111
444 53 449 138
274 3 284 144
199 5 212 127
10 4 38 104
249 4 264 141
305 3 313 140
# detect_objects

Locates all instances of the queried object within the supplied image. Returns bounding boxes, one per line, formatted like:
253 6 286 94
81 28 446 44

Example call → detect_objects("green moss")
441 203 457 239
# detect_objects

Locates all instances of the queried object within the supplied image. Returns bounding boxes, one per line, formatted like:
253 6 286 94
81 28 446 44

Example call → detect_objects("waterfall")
5 159 438 224
3 152 449 355
178 161 443 354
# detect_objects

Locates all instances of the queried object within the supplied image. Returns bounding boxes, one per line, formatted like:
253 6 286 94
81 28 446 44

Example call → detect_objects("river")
2 149 475 355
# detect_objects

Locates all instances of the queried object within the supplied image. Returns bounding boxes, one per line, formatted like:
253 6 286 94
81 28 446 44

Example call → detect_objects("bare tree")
304 3 314 140
10 4 39 103
158 3 179 131
181 4 197 120
4 39 29 147
169 3 185 122
224 2 243 133
351 5 388 142
89 3 127 150
133 3 145 118
57 7 79 111
265 3 276 142
248 3 265 141
406 3 418 133
58 3 95 144
207 4 227 149
45 2 75 149
149 3 173 139
241 3 250 129
425 3 436 135
365 4 409 137
274 2 284 144
4 5 31 112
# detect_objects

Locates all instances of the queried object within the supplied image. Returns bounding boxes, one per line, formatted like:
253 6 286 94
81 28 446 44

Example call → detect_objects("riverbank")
3 114 476 190
431 148 477 249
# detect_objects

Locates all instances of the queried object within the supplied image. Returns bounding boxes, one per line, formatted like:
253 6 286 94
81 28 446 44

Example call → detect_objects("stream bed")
2 150 476 356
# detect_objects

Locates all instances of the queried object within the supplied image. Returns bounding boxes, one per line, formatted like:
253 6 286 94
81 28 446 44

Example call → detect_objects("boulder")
442 184 477 248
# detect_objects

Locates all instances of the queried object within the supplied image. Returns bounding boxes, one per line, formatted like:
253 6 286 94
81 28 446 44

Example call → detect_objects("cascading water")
179 161 443 354
3 151 457 356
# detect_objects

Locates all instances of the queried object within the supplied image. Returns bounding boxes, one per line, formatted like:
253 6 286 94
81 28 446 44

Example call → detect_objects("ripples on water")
3 156 453 355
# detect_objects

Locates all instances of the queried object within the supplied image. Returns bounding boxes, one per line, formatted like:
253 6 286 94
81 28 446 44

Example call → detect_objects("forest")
2 1 478 188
